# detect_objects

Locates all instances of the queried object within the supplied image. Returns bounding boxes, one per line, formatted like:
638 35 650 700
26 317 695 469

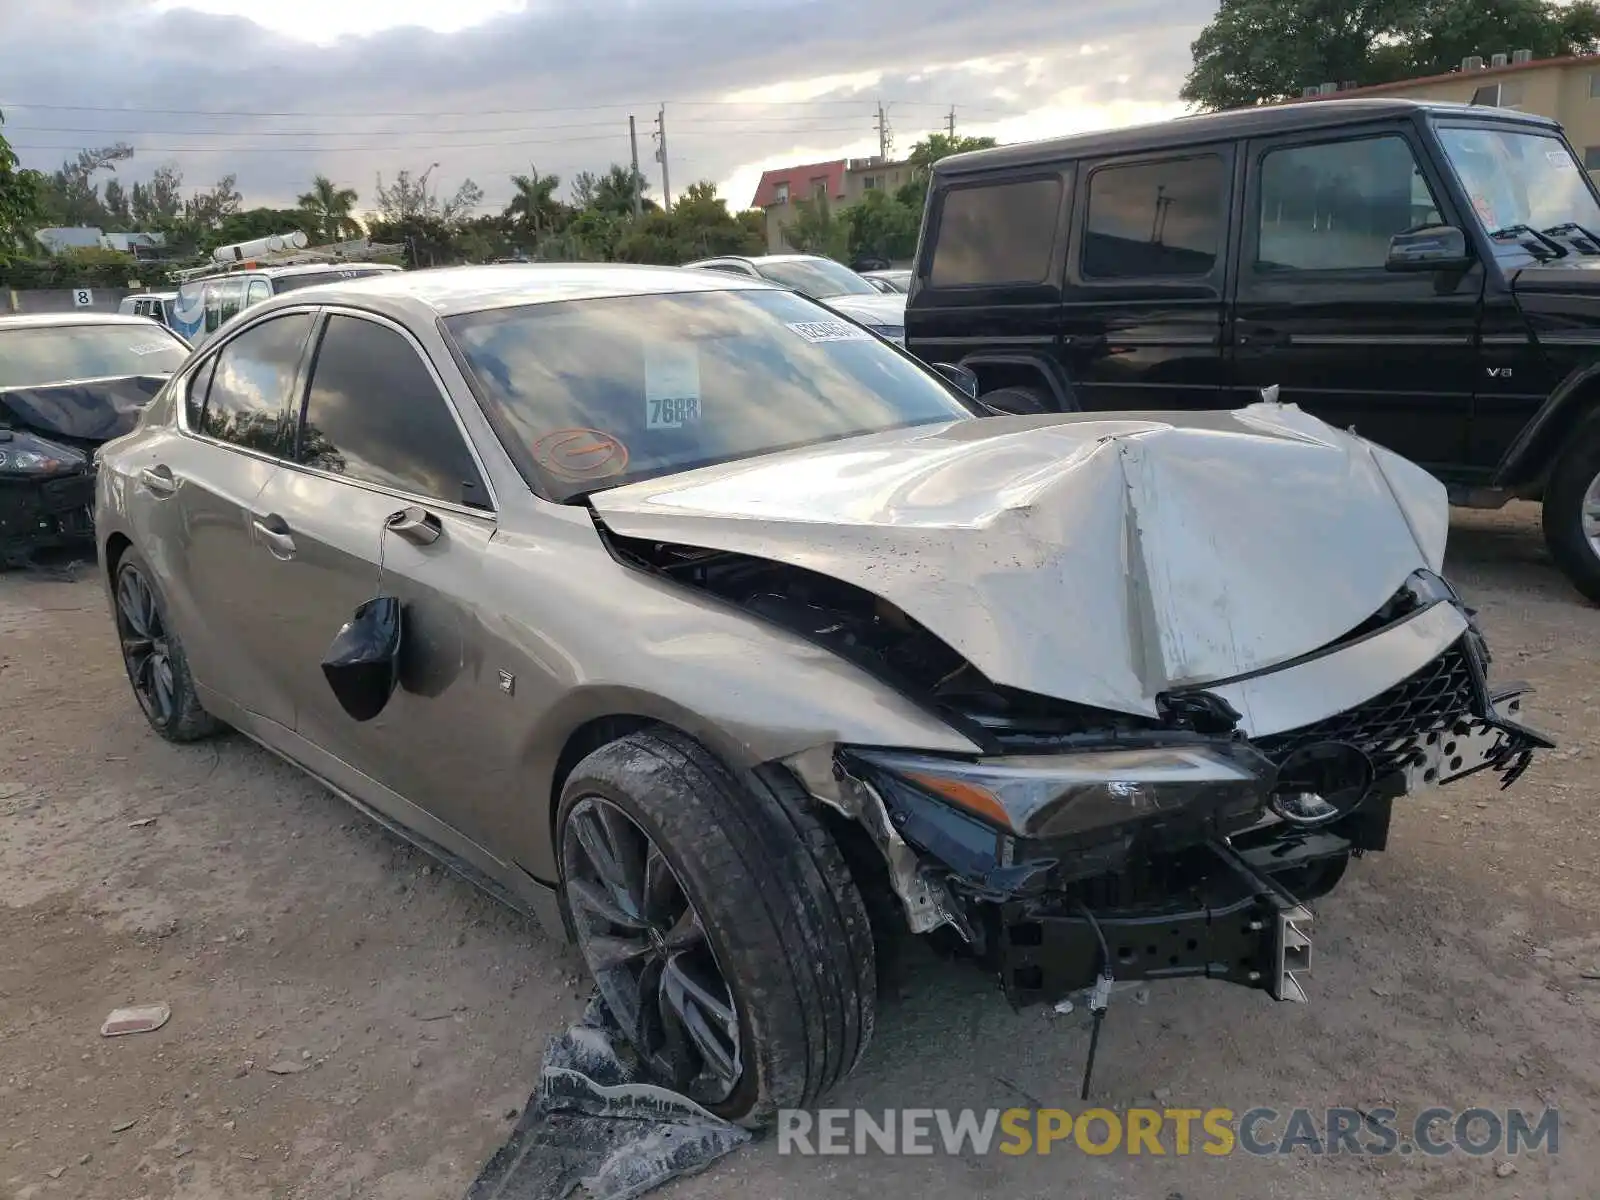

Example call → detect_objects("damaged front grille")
1255 639 1477 781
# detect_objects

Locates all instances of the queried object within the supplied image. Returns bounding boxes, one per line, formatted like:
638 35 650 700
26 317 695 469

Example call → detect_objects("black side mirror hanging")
320 512 411 721
320 595 403 721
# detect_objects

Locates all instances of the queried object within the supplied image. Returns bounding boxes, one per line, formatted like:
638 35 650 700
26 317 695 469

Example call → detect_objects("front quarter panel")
473 509 981 883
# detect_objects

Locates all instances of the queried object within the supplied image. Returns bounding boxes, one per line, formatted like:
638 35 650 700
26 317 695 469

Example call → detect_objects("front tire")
1541 411 1600 605
112 549 223 742
556 729 876 1127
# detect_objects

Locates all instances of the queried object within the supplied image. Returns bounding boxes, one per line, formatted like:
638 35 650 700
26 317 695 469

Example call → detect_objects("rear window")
929 178 1064 287
1083 155 1227 280
269 267 399 294
0 323 189 389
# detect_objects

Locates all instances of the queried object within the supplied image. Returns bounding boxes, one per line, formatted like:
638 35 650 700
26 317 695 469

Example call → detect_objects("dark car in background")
906 98 1600 604
0 312 190 564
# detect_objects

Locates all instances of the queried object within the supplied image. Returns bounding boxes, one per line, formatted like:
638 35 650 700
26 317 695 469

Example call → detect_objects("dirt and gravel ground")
2 502 1598 1200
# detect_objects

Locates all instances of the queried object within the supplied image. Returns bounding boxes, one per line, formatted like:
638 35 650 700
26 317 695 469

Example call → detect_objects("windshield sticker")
127 340 176 356
531 428 630 482
786 319 873 344
645 343 702 430
1548 151 1575 169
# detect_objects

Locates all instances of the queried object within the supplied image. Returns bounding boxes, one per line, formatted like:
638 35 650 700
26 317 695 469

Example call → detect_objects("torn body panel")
592 402 1451 719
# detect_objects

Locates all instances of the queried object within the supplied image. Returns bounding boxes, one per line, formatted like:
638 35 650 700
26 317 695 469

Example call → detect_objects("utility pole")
653 104 672 209
875 101 893 160
947 106 957 137
628 115 643 220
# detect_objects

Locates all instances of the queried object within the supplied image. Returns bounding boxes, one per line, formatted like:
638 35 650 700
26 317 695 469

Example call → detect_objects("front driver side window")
297 315 491 509
195 313 314 458
1257 135 1442 272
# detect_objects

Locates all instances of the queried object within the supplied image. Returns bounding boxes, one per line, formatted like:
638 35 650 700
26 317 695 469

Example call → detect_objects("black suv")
905 98 1600 603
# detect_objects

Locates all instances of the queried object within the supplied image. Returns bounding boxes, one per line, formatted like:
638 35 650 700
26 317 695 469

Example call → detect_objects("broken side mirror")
932 361 980 400
1386 224 1472 273
321 595 403 722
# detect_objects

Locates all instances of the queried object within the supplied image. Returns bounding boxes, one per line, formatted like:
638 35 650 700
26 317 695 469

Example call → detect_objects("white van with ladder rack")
169 232 404 346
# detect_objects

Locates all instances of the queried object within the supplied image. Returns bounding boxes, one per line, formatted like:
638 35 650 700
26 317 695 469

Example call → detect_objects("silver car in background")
94 264 1549 1126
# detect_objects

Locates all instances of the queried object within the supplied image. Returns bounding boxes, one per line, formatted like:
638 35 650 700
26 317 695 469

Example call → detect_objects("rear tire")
112 548 224 742
978 385 1051 416
556 729 876 1127
1541 412 1600 605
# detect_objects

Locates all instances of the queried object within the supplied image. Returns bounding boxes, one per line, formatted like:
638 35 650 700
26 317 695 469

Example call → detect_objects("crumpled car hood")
591 403 1450 718
0 375 168 443
816 292 906 327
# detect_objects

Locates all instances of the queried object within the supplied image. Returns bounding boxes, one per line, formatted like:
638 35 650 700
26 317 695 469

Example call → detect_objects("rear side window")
195 313 313 457
1083 155 1226 279
929 178 1063 286
298 315 489 508
246 279 271 306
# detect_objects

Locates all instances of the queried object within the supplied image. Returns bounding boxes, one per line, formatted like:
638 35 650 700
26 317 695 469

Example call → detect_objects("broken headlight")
844 744 1272 842
0 430 87 478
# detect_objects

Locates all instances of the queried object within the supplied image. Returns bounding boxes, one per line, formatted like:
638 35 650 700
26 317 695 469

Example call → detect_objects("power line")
0 97 1015 118
6 124 882 156
7 114 894 138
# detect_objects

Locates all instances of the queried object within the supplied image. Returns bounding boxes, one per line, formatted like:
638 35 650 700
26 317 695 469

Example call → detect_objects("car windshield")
444 288 973 501
0 323 188 389
755 258 880 298
1436 125 1600 259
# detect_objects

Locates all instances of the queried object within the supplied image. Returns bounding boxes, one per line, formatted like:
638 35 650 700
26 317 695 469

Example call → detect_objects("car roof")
248 262 776 320
683 254 828 267
0 311 173 331
934 98 1561 177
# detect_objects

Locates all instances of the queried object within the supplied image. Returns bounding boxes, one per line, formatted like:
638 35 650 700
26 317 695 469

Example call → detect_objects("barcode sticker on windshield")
645 343 701 430
127 341 173 356
786 319 873 344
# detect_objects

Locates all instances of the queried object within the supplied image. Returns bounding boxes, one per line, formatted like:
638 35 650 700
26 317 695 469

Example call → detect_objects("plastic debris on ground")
100 1004 171 1037
466 994 751 1200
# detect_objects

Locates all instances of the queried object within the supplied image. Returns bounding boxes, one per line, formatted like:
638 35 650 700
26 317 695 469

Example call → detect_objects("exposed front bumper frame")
997 840 1315 1006
0 470 96 563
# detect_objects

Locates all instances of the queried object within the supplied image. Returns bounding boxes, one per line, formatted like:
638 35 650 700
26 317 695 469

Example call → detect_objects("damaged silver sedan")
94 265 1551 1126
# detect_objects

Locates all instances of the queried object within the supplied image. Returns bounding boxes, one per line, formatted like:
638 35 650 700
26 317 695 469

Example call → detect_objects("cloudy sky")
0 0 1212 218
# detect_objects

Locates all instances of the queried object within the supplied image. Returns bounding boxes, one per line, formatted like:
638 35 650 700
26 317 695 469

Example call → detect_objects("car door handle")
251 514 296 559
386 505 442 546
1238 328 1292 348
140 466 177 497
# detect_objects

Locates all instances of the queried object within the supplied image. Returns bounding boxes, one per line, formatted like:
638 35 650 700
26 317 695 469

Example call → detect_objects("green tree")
1182 0 1600 111
843 188 921 263
505 165 565 241
0 108 46 261
296 174 363 243
893 133 999 210
783 191 850 259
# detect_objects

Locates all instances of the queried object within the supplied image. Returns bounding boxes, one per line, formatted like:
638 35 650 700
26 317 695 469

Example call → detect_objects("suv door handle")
386 505 442 546
1238 328 1292 348
251 514 296 559
140 465 177 497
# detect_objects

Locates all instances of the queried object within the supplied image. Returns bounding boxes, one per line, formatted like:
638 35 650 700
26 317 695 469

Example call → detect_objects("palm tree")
505 165 563 240
297 175 362 244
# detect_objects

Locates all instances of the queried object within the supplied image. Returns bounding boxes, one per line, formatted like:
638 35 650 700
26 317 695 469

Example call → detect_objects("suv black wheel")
113 549 224 742
556 729 875 1127
1542 411 1600 605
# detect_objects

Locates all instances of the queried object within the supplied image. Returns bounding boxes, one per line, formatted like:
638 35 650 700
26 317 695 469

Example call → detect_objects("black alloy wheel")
116 561 177 726
561 794 742 1104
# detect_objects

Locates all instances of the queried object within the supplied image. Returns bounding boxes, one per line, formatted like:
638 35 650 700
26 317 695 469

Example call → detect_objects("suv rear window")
929 178 1063 287
1083 155 1226 279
